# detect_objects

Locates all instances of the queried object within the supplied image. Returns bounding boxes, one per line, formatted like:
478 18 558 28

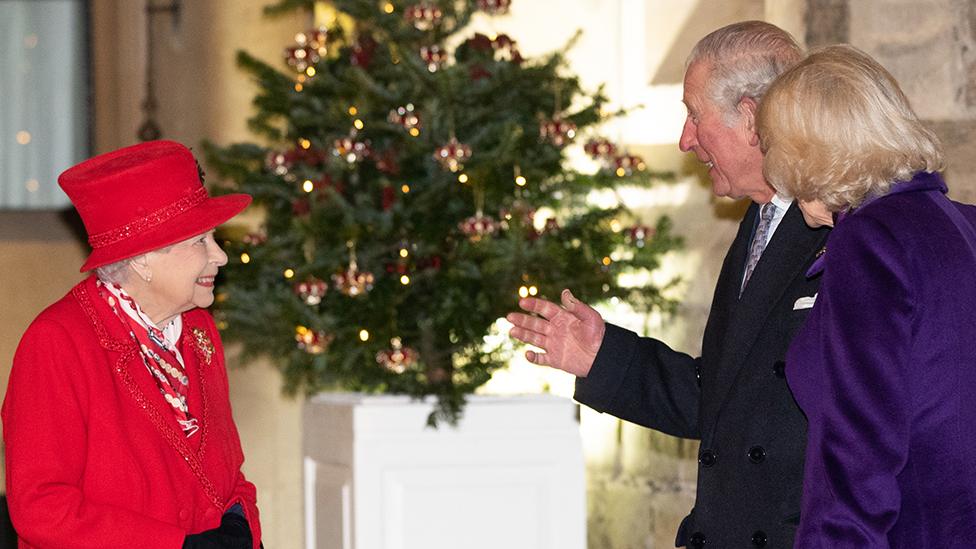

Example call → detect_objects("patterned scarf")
97 279 199 437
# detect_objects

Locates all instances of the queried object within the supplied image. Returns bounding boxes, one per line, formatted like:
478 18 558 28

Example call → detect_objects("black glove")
182 510 252 548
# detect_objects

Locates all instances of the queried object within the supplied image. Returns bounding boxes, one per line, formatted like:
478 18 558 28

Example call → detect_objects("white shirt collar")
760 193 792 247
769 193 792 212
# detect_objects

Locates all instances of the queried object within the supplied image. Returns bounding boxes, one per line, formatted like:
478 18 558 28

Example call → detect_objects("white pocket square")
793 294 817 310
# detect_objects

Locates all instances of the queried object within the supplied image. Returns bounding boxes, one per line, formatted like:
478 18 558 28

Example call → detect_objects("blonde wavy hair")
757 44 944 211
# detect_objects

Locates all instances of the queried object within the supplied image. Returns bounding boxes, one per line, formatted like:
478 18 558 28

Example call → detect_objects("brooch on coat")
191 327 214 366
806 246 828 277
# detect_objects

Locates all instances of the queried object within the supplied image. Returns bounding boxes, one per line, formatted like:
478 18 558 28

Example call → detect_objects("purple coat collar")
806 171 947 277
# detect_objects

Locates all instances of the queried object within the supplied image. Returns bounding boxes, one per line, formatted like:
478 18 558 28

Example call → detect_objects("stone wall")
807 0 976 200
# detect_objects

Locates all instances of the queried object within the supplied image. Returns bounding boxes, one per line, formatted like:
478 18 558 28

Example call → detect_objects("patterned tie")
741 202 777 296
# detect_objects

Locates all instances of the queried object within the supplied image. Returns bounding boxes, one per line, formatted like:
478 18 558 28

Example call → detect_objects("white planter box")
303 393 586 549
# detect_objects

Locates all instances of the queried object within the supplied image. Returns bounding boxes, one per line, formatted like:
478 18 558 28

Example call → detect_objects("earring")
144 272 153 284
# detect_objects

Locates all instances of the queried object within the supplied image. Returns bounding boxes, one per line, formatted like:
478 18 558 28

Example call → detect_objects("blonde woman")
757 45 976 548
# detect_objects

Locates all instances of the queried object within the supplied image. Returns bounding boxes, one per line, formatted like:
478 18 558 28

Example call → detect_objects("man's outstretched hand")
506 289 605 378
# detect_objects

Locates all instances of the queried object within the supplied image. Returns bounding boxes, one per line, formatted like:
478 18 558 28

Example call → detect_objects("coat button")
698 449 717 468
203 507 219 523
773 360 786 378
689 532 706 548
748 446 766 464
178 509 189 521
751 530 768 547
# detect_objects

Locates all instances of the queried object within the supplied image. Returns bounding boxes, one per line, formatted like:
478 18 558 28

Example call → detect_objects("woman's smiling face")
139 230 227 325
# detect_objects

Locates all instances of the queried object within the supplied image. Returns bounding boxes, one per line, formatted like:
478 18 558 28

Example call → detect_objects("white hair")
94 257 136 285
687 20 803 125
91 237 179 283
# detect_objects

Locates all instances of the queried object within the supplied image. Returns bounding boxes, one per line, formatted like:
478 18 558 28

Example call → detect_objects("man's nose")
678 118 696 152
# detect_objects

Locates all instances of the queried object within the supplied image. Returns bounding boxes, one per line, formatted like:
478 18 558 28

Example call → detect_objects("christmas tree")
204 0 681 424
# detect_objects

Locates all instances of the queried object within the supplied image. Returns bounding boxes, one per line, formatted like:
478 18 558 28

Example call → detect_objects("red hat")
58 140 252 272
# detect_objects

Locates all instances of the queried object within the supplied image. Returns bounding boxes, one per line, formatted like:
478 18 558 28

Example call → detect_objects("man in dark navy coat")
507 21 829 549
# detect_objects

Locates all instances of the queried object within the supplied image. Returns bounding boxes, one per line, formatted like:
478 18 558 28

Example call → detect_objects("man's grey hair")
687 20 802 124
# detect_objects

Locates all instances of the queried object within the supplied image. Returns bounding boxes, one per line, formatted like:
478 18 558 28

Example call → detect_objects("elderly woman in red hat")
3 141 261 548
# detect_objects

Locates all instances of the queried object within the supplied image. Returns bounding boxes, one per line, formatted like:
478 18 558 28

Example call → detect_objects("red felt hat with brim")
59 140 252 272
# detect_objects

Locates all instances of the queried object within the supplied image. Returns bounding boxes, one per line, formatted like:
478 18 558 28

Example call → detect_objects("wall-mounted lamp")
138 0 182 141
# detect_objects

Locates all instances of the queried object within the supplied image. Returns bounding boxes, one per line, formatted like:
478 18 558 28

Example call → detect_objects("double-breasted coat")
575 201 829 548
788 172 976 548
3 276 261 548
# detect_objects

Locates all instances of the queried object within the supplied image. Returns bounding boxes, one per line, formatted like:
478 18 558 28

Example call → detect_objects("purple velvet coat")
787 171 976 548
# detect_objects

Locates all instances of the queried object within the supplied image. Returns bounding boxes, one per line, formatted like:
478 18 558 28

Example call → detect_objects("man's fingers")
506 312 551 334
509 327 548 350
525 349 551 366
517 297 563 320
561 289 602 323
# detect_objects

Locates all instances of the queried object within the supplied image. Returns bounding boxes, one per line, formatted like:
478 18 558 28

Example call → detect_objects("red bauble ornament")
291 174 338 216
388 104 421 131
462 32 522 64
419 44 447 72
404 2 443 31
284 27 329 73
491 33 522 63
266 145 327 178
612 154 646 176
540 118 577 147
375 149 400 176
477 0 512 14
292 198 311 217
458 213 500 242
584 138 617 160
284 45 320 73
294 276 328 305
351 34 378 67
266 150 292 176
308 174 343 199
332 264 375 296
385 262 410 275
295 326 333 355
433 137 472 172
466 33 494 52
417 255 442 271
381 186 397 210
332 135 372 163
627 225 655 248
376 337 419 374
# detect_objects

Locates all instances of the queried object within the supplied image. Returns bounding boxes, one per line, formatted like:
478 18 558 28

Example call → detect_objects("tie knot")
761 202 777 222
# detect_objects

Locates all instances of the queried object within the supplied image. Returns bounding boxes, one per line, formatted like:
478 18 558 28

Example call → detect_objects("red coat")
3 276 261 548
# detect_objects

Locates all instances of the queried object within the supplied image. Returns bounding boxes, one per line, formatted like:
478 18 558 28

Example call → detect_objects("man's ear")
738 96 760 146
